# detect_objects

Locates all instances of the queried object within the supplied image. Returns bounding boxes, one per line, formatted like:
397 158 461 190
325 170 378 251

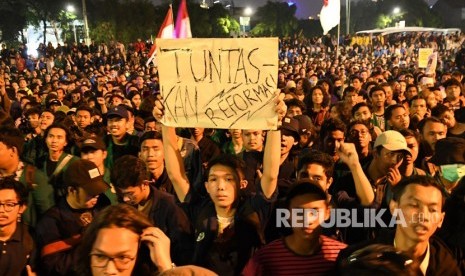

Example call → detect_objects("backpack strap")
52 154 73 177
25 165 36 190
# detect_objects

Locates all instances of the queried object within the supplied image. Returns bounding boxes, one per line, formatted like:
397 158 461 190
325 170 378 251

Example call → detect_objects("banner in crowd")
418 48 434 68
157 38 279 130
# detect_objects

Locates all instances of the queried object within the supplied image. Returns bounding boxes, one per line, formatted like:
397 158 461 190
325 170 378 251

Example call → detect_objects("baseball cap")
80 137 106 152
281 116 300 141
67 107 77 115
48 99 62 107
107 105 129 119
429 137 465 166
373 130 411 155
63 159 109 197
293 115 313 135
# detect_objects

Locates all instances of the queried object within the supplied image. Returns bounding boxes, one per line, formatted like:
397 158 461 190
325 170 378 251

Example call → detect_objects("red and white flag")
175 0 192 38
146 5 174 66
320 0 340 35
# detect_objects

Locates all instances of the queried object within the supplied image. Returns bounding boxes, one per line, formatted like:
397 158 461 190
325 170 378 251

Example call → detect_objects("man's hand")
153 94 164 122
141 227 172 272
337 142 360 168
387 158 403 186
274 91 287 123
97 97 106 106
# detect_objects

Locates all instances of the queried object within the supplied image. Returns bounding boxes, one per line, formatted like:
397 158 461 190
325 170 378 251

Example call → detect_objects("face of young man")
242 130 264 152
289 194 329 239
404 136 419 164
81 149 107 171
139 139 164 174
388 107 410 130
116 182 149 206
281 134 296 156
322 130 344 158
375 147 405 175
371 90 386 109
0 189 25 228
69 187 99 209
287 106 303 118
446 85 461 101
90 227 139 276
410 99 427 119
390 184 444 244
107 117 128 139
348 124 371 151
297 163 332 191
76 110 93 129
438 110 456 129
421 122 447 151
205 164 238 210
39 111 55 131
353 106 372 123
46 127 67 153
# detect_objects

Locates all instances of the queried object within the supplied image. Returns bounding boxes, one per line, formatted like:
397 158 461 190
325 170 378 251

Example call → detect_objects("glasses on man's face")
90 253 136 270
349 129 369 138
0 202 20 212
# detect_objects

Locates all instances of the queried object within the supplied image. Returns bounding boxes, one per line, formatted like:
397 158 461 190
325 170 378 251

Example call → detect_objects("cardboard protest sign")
425 52 438 75
418 48 434 68
157 38 279 130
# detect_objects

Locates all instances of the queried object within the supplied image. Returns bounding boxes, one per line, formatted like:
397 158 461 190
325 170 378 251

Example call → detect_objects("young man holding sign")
153 92 286 275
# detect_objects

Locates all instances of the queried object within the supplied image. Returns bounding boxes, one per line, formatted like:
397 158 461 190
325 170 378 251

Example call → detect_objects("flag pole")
336 23 340 60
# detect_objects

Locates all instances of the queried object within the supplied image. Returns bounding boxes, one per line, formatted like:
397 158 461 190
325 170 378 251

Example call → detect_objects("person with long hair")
76 204 215 276
304 85 331 133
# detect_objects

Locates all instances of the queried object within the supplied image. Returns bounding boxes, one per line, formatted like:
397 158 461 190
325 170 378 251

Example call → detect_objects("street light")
393 7 401 14
244 7 253 16
67 5 77 43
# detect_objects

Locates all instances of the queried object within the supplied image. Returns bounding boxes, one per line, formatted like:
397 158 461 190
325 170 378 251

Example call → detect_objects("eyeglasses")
90 253 136 270
349 130 369 138
0 202 20 212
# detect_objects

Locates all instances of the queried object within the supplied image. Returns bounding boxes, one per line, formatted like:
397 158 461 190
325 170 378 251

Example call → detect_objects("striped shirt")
242 235 347 276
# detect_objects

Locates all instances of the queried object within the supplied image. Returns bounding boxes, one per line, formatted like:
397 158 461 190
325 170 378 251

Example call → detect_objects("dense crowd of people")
0 30 465 275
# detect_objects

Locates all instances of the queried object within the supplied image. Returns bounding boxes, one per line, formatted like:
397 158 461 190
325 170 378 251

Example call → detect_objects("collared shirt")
419 242 430 275
0 223 34 276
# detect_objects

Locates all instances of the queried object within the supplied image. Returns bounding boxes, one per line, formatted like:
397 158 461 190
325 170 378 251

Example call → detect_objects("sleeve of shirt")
35 211 80 276
32 168 55 215
241 254 263 276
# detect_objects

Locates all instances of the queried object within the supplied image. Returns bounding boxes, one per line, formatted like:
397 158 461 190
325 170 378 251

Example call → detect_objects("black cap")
64 159 109 196
107 105 129 119
281 116 300 141
430 137 465 166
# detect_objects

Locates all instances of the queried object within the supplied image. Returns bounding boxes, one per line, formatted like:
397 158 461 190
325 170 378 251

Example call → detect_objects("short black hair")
76 105 94 116
352 102 373 117
139 131 162 146
0 177 29 204
297 150 334 178
111 155 149 189
369 85 386 97
0 126 25 156
430 104 450 118
385 104 406 121
418 116 444 135
391 175 446 208
319 118 346 142
285 179 328 209
285 98 306 113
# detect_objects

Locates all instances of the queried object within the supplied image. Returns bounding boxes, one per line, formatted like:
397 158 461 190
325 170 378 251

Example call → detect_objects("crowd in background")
0 30 465 275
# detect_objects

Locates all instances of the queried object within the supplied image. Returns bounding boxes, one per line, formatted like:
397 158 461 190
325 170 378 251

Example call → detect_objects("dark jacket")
183 187 277 276
35 197 110 276
145 185 194 265
337 230 462 276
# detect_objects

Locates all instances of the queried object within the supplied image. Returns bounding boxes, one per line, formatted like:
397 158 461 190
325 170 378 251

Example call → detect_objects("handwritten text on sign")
157 38 279 130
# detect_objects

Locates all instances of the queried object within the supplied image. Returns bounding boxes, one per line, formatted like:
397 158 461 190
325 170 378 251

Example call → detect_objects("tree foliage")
0 0 28 43
251 1 298 37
